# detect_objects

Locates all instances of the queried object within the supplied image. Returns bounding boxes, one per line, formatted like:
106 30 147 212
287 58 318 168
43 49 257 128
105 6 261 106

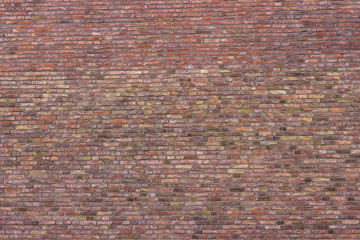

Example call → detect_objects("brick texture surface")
1 0 360 239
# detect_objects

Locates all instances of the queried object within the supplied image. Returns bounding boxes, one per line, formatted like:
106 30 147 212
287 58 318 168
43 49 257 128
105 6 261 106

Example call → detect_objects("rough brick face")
0 0 359 239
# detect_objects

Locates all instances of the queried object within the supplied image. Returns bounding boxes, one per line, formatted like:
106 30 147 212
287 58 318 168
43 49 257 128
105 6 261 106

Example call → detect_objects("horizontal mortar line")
1 77 354 80
1 78 353 82
1 46 358 53
3 129 359 132
1 26 359 34
1 111 359 115
3 138 359 141
4 137 359 141
0 59 352 65
3 153 359 156
1 199 359 203
0 69 358 74
0 68 358 73
2 51 357 56
3 96 357 100
1 19 359 27
1 9 358 17
2 16 358 23
1 30 357 38
0 49 332 55
0 76 357 81
1 2 356 8
4 108 356 111
3 10 347 15
7 158 358 161
4 131 359 135
2 43 360 50
1 32 358 40
1 49 358 56
1 41 359 48
3 111 356 114
2 134 272 137
2 165 344 169
2 16 359 23
2 10 358 16
1 172 356 175
3 142 359 146
0 195 357 199
0 0 356 5
0 57 357 63
0 76 357 80
3 125 359 128
1 108 357 111
2 12 359 17
2 5 358 13
3 36 360 43
0 68 357 74
0 8 355 12
2 31 359 40
2 111 359 115
1 94 357 98
4 143 359 147
1 61 357 66
1 106 358 109
0 57 358 63
3 14 357 18
2 13 359 19
1 0 355 5
1 87 356 90
1 25 326 30
2 171 357 174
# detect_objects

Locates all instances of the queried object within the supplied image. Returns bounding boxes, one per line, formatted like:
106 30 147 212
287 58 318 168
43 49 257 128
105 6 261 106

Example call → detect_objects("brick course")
1 0 360 239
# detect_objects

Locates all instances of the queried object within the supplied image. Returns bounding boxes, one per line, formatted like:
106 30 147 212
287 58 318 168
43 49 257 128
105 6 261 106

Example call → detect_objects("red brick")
0 0 359 239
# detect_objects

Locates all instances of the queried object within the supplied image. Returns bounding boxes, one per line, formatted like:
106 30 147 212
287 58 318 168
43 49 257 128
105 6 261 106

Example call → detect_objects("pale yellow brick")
228 169 245 174
270 90 286 94
126 71 142 75
175 165 192 169
16 126 31 130
280 136 297 141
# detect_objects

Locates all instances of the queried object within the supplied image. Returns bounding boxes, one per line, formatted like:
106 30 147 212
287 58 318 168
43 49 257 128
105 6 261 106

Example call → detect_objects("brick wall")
1 0 359 239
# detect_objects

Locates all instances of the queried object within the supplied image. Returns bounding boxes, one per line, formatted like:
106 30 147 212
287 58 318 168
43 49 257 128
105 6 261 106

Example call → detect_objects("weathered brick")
1 1 359 239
